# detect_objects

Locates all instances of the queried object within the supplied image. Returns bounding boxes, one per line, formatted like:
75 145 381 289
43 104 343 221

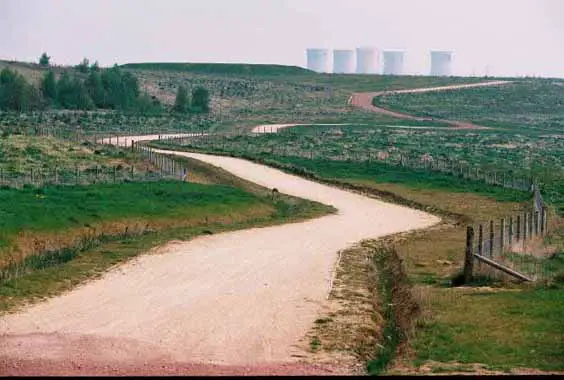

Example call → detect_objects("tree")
39 53 51 67
56 71 94 110
41 71 57 102
0 68 41 111
85 70 105 107
90 61 100 72
191 86 210 113
173 85 189 113
76 58 90 73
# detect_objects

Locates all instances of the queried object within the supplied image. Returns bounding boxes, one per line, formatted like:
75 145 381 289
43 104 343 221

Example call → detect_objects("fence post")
534 211 539 236
478 224 484 257
75 166 79 185
464 226 475 284
523 212 528 242
508 216 513 246
516 215 521 242
500 218 505 253
544 208 549 235
131 140 135 153
489 220 494 258
113 166 117 183
529 210 534 239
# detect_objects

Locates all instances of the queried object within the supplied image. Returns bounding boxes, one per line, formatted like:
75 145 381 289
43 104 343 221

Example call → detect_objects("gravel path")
0 135 439 375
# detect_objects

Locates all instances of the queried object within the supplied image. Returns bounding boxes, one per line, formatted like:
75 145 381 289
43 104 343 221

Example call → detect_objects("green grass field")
413 283 564 372
373 79 564 133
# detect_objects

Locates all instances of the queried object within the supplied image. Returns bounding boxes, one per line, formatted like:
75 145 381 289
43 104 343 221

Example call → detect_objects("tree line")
0 53 210 115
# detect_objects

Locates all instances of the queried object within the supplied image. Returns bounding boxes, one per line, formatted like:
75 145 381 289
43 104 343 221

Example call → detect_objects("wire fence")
158 133 536 193
0 143 188 189
463 200 555 283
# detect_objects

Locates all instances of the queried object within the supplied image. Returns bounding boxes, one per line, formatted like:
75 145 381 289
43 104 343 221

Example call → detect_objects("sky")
1 0 563 77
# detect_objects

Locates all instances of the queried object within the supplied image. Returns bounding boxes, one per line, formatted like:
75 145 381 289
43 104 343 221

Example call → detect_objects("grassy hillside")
121 62 313 76
373 79 564 132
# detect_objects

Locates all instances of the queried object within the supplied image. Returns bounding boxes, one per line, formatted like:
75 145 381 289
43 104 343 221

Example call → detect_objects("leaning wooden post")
500 218 505 253
489 220 495 258
464 226 475 284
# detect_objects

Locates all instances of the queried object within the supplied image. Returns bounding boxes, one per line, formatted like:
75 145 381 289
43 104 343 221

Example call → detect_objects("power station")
382 50 405 75
356 48 378 74
430 51 452 76
333 49 355 74
306 48 330 73
305 48 452 76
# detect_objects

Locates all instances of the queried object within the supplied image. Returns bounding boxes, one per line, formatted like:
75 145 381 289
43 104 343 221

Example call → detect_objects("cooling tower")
382 51 405 75
430 51 452 76
306 48 330 73
333 49 355 74
356 48 378 74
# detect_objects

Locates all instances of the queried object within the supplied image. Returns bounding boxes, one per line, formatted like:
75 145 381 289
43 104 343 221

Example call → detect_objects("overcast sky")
1 0 563 77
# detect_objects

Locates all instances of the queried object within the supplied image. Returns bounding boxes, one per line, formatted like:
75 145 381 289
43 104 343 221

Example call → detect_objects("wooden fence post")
509 216 513 246
500 218 505 253
478 224 484 257
523 212 528 242
516 215 521 242
529 210 534 238
540 207 545 235
534 211 539 236
464 226 475 284
545 209 549 235
489 220 494 257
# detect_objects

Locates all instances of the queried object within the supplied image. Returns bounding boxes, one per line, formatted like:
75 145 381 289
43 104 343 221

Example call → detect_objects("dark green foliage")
135 92 163 115
41 71 57 102
0 68 42 112
191 86 210 113
39 53 50 67
85 70 105 107
174 85 190 113
90 61 100 72
56 72 94 110
100 65 140 109
75 58 90 74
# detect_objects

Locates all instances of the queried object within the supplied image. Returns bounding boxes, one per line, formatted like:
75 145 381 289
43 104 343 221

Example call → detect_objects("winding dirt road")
350 80 511 129
0 134 439 375
1 81 501 375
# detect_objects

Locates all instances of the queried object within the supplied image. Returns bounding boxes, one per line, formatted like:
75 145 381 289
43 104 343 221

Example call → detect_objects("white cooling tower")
382 51 405 75
356 48 378 74
430 51 452 76
306 48 330 73
333 49 355 74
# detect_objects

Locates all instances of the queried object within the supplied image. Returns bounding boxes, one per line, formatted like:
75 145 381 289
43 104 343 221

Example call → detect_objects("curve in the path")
350 80 512 130
0 134 440 375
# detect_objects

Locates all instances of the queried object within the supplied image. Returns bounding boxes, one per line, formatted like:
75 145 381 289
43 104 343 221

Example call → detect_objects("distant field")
373 79 564 132
121 62 313 76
